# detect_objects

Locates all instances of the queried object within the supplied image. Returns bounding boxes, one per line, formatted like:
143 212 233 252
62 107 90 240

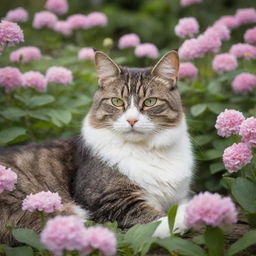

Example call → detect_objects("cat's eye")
111 97 124 107
144 98 157 107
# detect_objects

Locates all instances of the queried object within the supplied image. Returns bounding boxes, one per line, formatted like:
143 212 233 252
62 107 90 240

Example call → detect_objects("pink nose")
127 119 138 127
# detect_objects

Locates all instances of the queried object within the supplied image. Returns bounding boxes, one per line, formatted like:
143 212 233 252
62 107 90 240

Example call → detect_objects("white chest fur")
81 116 194 212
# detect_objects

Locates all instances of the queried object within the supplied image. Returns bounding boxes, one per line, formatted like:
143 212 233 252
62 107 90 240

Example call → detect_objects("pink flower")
22 191 63 213
180 0 203 7
5 7 28 23
0 165 17 193
232 73 256 94
244 27 256 45
67 14 89 30
0 20 24 46
235 8 256 25
215 15 239 29
239 117 256 146
212 53 238 74
175 17 199 38
54 21 72 36
198 30 222 54
230 43 256 60
10 46 41 63
179 62 198 81
0 67 23 92
223 143 252 172
46 66 73 85
207 24 230 41
78 47 95 60
118 33 140 49
85 226 117 256
87 12 108 27
135 43 159 59
45 0 68 15
22 71 47 92
41 216 91 256
178 38 203 60
215 109 245 137
33 11 57 29
185 192 237 228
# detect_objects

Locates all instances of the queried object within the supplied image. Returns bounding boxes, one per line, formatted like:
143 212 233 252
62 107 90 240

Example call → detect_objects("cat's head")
88 50 183 142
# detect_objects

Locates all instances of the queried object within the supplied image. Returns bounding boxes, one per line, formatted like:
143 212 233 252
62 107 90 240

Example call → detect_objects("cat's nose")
127 119 138 127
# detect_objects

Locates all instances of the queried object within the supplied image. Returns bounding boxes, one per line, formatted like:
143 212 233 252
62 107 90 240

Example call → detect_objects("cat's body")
0 51 194 244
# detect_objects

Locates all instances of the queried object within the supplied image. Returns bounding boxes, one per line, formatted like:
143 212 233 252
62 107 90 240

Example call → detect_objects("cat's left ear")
151 51 179 82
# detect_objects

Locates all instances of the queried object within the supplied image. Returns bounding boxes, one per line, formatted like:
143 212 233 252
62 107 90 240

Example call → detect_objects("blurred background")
1 0 256 194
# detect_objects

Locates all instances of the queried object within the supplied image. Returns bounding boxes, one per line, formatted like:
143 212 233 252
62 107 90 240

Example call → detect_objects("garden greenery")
0 0 256 255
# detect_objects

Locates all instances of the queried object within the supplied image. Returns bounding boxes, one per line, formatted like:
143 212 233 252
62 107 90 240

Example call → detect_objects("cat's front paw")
153 216 170 238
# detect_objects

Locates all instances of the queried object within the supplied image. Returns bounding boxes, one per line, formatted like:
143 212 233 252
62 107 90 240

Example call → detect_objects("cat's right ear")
95 51 121 83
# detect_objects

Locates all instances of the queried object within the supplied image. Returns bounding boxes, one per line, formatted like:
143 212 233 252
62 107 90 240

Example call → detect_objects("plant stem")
38 211 46 229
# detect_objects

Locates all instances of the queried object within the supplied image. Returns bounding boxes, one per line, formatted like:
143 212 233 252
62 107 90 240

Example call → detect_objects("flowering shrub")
1 0 256 255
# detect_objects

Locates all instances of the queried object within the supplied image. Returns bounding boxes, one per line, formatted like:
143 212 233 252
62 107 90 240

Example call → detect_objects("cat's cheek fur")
72 204 89 221
153 202 188 238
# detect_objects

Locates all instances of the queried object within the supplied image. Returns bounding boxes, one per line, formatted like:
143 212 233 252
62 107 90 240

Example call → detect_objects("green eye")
111 97 124 107
144 97 157 107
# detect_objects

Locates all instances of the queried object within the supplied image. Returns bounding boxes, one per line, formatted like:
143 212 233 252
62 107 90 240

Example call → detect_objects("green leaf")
0 108 27 121
12 228 45 251
231 177 256 213
123 222 160 255
194 135 212 146
4 246 33 256
156 237 207 256
27 95 55 108
204 149 222 160
192 235 205 245
191 104 207 117
168 205 178 234
207 103 225 114
0 127 26 145
226 230 256 256
47 109 72 127
210 162 225 174
204 226 224 256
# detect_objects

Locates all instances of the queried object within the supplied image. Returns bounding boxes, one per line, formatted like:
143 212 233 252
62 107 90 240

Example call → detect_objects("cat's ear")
151 51 179 81
95 51 121 82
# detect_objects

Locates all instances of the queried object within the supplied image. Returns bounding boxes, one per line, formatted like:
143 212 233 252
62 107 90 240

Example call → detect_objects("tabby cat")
0 50 194 245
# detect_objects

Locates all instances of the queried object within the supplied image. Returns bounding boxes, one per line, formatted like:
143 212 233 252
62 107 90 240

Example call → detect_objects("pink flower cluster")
46 66 73 85
54 21 72 36
179 62 198 81
178 39 202 60
230 43 256 60
215 109 245 137
185 192 237 228
232 73 256 94
10 46 42 63
239 117 256 145
118 33 140 49
0 67 23 92
180 0 203 7
207 24 230 41
235 8 256 25
197 30 221 53
45 0 68 15
67 14 89 29
212 53 238 74
22 71 47 92
135 43 159 59
22 191 63 213
215 16 239 29
78 47 95 60
244 27 256 45
175 17 199 38
41 216 116 256
4 7 28 23
216 110 256 172
87 12 108 27
0 20 24 47
0 165 17 193
223 143 252 172
33 11 58 29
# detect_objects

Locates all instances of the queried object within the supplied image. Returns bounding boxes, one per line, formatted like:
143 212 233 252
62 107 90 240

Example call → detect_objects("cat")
0 50 194 245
